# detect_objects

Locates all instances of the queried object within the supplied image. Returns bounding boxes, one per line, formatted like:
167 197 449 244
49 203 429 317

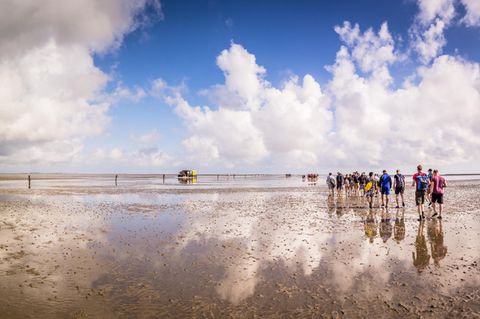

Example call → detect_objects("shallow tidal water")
0 176 479 318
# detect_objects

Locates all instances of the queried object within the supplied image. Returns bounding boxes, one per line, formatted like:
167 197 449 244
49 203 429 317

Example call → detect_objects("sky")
1 0 480 174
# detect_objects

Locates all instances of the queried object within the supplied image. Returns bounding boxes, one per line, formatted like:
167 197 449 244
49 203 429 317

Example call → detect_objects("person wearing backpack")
326 172 336 197
336 172 344 194
352 172 360 196
379 170 392 208
393 169 406 208
430 169 447 219
359 172 367 196
412 164 429 221
365 172 376 208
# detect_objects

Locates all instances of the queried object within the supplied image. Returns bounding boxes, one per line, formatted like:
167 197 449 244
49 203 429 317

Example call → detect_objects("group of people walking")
326 164 447 221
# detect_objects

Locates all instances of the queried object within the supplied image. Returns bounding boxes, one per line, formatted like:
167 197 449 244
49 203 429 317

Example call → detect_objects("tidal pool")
0 179 479 318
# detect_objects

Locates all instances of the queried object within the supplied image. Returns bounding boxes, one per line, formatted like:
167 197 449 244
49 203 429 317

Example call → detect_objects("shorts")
431 193 444 204
337 184 343 190
366 190 374 198
395 187 404 195
415 190 426 206
381 187 390 195
328 184 335 190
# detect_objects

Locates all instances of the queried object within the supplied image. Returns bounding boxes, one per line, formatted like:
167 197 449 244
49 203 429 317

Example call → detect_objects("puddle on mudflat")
0 181 479 318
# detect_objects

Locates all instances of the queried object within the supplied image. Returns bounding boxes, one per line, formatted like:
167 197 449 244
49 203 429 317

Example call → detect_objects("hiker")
359 172 367 196
393 169 406 208
374 173 380 196
326 173 336 197
427 168 433 206
412 164 429 221
344 174 351 196
379 170 392 208
353 172 360 196
336 172 344 195
430 169 447 219
365 172 376 208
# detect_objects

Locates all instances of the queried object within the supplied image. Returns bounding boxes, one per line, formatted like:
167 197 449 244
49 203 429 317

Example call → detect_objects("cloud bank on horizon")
1 0 479 172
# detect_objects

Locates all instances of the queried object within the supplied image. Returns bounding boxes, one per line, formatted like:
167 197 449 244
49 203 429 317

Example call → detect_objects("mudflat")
0 178 479 318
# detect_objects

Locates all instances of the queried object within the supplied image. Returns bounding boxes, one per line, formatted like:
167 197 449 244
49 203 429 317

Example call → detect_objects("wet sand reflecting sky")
0 178 479 318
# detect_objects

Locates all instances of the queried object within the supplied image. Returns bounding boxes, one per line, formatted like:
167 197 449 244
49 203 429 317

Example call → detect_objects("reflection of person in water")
379 209 392 243
427 219 448 266
326 196 336 216
364 210 377 243
335 194 345 217
393 209 406 243
412 221 430 272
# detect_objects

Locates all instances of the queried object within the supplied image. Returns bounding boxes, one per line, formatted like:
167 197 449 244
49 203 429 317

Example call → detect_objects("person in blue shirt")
379 170 392 208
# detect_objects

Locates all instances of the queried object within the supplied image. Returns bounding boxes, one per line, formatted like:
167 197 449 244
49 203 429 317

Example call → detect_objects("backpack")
365 181 373 192
395 174 405 187
417 175 429 191
336 174 343 184
327 176 336 187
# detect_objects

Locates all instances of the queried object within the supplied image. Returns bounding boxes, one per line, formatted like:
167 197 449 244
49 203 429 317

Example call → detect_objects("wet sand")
0 179 479 318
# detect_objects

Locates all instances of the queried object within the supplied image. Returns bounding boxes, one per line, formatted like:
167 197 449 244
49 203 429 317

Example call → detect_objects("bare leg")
417 204 424 219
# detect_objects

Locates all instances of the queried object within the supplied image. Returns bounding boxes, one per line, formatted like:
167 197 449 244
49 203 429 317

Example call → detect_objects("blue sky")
2 0 480 173
97 0 415 89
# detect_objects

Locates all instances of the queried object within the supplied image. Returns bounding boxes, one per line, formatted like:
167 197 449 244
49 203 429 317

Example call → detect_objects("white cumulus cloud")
328 42 480 167
461 0 480 26
159 22 480 171
334 21 398 75
411 0 455 64
416 0 455 24
160 43 333 168
0 0 161 166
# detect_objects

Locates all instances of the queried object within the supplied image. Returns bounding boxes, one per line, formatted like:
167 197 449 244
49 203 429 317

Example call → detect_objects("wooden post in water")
28 175 31 189
115 174 118 187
